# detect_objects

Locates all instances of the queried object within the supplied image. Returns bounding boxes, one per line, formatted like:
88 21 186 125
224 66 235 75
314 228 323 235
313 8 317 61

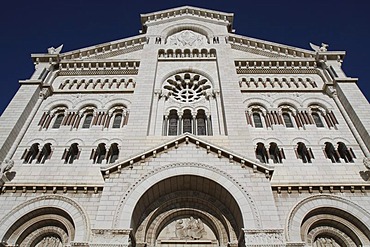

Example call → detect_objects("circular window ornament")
163 72 212 103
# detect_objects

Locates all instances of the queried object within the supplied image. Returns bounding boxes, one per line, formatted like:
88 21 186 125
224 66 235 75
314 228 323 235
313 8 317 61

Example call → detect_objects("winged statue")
309 43 328 52
47 44 64 54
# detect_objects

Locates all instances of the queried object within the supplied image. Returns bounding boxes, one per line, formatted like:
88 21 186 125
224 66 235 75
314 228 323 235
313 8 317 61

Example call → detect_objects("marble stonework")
0 5 369 247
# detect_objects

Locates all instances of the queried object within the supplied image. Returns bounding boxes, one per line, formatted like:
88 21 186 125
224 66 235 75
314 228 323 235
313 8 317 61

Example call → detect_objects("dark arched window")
256 142 268 163
182 110 192 133
82 113 93 128
63 143 80 164
107 143 119 163
269 142 284 164
52 114 64 128
253 113 263 128
22 143 40 164
296 142 313 163
312 112 324 127
324 142 340 163
37 143 52 164
168 110 178 136
283 113 294 128
92 143 107 164
337 142 355 163
112 114 122 128
196 110 207 135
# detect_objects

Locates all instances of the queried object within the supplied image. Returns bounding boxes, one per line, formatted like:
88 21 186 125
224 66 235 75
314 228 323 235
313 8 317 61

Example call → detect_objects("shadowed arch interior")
301 207 370 246
3 207 75 246
131 175 244 245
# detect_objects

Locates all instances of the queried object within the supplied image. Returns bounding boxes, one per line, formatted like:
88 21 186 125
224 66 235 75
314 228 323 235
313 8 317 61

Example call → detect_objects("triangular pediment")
100 134 274 178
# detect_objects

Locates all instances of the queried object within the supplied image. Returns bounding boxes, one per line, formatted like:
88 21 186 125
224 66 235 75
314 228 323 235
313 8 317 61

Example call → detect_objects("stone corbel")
364 157 370 170
39 87 52 99
0 159 15 187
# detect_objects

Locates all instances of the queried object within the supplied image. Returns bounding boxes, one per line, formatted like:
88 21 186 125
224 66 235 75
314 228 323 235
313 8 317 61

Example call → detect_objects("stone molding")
101 133 274 178
112 162 262 229
273 185 369 194
285 194 370 242
0 195 91 242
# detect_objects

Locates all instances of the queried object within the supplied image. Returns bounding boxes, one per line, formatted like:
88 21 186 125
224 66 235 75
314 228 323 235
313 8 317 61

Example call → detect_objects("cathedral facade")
0 6 369 247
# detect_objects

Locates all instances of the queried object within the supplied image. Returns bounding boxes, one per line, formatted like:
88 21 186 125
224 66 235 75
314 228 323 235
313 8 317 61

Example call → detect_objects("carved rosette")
244 229 285 247
162 72 213 104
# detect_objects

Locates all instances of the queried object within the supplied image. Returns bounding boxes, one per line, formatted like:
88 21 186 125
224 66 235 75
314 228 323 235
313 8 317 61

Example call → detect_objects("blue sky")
0 0 369 115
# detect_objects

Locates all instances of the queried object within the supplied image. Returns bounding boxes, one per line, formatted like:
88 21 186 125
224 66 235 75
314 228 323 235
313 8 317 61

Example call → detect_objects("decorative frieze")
58 61 140 76
90 229 132 247
244 229 285 246
57 77 136 92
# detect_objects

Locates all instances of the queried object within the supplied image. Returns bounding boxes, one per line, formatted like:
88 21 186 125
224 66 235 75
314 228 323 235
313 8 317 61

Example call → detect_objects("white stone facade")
0 6 369 247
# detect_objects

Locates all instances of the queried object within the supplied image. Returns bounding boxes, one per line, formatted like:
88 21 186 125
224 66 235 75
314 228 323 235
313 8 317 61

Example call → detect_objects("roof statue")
0 159 14 175
309 42 329 52
47 44 64 54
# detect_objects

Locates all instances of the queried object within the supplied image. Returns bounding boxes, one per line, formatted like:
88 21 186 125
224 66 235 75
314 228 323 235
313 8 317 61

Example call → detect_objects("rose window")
163 72 212 103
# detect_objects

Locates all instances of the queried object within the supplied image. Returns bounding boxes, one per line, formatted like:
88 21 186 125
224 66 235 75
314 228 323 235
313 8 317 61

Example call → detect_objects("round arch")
160 68 216 87
286 195 370 245
0 195 90 243
113 162 261 232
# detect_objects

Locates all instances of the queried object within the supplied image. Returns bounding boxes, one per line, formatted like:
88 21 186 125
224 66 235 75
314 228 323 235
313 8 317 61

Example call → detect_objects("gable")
140 6 234 33
100 134 274 178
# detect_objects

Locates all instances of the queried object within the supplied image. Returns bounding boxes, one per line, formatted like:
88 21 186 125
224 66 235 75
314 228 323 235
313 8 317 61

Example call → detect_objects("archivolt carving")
307 226 356 247
21 226 68 247
285 194 370 242
113 162 261 229
0 195 91 242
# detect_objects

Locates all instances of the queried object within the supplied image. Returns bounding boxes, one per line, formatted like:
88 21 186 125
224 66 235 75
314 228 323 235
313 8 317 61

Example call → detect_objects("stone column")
207 114 213 136
192 112 197 134
178 113 183 135
162 115 168 136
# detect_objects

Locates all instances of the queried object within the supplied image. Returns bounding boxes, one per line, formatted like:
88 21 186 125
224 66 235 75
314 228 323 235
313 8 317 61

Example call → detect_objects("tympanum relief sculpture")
157 217 217 241
168 30 207 46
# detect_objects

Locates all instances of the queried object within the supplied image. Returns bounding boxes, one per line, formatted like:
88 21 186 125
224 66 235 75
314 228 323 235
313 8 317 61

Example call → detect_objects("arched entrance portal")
131 175 244 247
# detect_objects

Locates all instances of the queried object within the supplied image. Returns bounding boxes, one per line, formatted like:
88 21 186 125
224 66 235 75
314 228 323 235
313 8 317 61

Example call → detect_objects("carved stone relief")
168 30 207 46
35 236 63 247
245 229 285 246
312 237 340 247
157 217 216 241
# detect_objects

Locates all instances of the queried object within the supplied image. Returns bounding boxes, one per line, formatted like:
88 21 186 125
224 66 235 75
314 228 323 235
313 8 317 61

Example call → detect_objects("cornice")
38 35 147 62
0 184 103 194
230 35 346 62
140 6 233 32
100 133 274 178
272 184 370 194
